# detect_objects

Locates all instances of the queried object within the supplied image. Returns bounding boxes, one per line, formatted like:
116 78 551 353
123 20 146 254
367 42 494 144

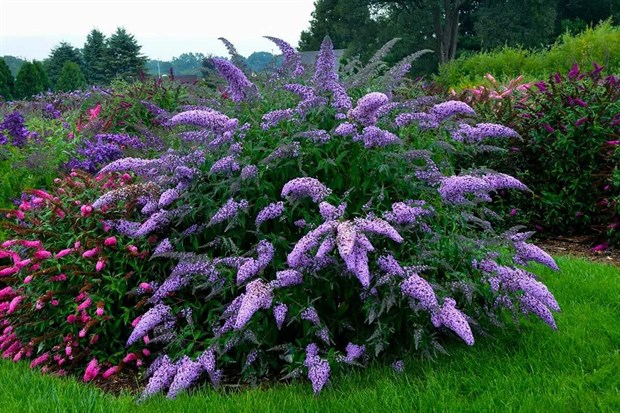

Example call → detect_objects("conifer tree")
104 27 147 81
45 42 83 88
14 61 45 99
0 58 14 100
83 29 109 84
56 61 86 92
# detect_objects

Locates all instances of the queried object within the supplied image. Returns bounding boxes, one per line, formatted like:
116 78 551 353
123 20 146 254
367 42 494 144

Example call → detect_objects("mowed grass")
0 256 618 413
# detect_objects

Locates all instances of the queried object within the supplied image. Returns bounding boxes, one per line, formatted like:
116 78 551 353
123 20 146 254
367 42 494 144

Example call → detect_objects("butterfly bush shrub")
459 64 620 245
0 171 169 381
89 36 561 399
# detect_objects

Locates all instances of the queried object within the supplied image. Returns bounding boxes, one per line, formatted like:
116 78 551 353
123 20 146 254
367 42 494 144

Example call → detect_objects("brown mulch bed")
534 235 620 266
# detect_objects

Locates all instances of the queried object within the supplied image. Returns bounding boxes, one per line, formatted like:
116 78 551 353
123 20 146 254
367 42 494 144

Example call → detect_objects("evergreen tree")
32 60 50 91
56 61 86 92
104 27 147 81
83 28 108 84
14 61 45 99
45 42 83 89
0 58 15 100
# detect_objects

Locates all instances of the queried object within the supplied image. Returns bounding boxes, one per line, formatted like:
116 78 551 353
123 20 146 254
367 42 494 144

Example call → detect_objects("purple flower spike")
430 101 476 122
282 177 332 203
264 36 304 77
167 356 204 399
349 92 390 126
127 304 172 346
273 303 288 329
304 344 331 395
431 298 474 346
401 273 438 310
256 201 285 227
234 280 274 330
211 58 258 103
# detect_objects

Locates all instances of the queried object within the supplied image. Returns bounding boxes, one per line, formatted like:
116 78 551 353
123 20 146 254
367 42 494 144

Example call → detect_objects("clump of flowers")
0 171 167 381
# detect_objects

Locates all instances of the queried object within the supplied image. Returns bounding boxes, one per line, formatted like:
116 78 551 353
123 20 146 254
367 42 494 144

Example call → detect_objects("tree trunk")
432 0 462 64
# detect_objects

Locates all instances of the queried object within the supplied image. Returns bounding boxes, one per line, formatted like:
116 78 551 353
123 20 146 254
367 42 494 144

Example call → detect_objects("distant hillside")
2 56 26 76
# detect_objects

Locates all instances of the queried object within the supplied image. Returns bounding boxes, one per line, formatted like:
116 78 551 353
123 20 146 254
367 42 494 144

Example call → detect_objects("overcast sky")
0 0 317 61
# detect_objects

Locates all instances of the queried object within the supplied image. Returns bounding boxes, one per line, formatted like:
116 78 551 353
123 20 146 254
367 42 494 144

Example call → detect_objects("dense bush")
83 37 560 399
0 37 562 400
458 64 620 244
0 172 168 380
436 22 620 90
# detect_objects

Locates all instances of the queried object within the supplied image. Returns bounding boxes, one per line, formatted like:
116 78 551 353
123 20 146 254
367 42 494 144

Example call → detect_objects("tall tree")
474 0 558 49
104 27 147 81
56 61 86 92
171 53 206 75
83 29 108 85
32 61 50 91
299 0 379 59
14 61 46 99
1 56 25 77
0 58 15 100
45 42 83 88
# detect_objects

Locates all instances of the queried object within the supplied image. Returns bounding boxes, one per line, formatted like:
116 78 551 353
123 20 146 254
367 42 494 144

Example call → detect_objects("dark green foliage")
32 61 51 92
104 27 147 81
474 0 558 49
14 61 46 99
83 29 109 85
45 42 83 89
0 59 14 100
171 53 206 76
56 61 87 92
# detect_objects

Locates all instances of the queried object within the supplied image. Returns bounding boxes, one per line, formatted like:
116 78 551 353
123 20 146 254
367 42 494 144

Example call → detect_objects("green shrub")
437 21 620 90
56 62 86 92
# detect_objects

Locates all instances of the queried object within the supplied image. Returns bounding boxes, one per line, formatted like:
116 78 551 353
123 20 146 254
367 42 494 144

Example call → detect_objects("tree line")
299 0 620 72
0 27 146 100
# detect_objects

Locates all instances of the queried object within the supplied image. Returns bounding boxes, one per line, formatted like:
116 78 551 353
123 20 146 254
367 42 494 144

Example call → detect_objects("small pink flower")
509 208 517 217
55 248 73 259
29 263 41 271
80 205 93 217
79 329 87 338
102 366 120 379
65 346 72 356
51 300 59 306
123 353 137 363
7 296 22 314
0 267 19 277
143 335 150 345
23 276 32 284
66 314 77 324
74 241 81 249
30 352 49 369
104 237 117 247
55 208 66 218
31 189 52 200
33 250 52 260
127 245 138 254
22 240 43 249
90 335 99 344
15 259 31 269
103 223 111 232
592 243 609 252
77 297 92 311
139 282 152 291
83 358 100 382
136 359 143 367
82 247 100 259
142 348 151 356
607 140 620 146
95 260 106 272
96 307 104 316
131 316 141 327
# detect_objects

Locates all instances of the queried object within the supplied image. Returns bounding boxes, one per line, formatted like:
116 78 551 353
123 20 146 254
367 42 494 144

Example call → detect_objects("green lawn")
1 256 619 413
